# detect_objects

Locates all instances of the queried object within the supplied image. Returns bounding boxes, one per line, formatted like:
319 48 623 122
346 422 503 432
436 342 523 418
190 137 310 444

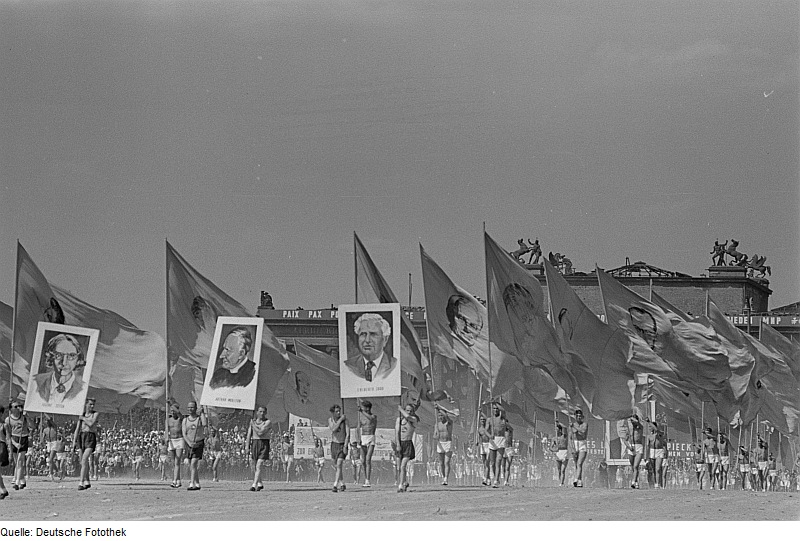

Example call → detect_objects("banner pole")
482 224 493 406
164 240 171 442
353 233 358 304
10 241 21 402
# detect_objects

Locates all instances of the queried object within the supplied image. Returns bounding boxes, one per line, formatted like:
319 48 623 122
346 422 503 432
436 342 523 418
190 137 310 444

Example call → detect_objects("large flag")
544 259 635 420
597 268 730 394
0 301 13 401
757 324 800 435
419 244 521 395
704 296 757 402
354 233 428 396
647 291 737 422
13 242 166 412
484 232 593 409
166 241 288 407
283 349 340 425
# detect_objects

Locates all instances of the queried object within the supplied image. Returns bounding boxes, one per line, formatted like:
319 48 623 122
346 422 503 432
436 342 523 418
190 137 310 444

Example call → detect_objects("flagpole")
482 224 494 406
164 240 171 440
10 241 20 402
353 232 358 304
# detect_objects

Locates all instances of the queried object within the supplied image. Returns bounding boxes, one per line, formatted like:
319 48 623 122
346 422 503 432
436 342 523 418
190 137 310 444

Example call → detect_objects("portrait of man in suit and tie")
25 322 99 416
338 304 401 399
201 317 263 411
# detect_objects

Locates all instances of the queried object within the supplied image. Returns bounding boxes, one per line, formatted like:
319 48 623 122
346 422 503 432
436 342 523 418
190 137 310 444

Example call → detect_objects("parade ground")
1 480 797 521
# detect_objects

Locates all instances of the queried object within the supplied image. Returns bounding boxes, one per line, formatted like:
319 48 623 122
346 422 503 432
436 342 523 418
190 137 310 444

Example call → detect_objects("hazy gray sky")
2 0 797 334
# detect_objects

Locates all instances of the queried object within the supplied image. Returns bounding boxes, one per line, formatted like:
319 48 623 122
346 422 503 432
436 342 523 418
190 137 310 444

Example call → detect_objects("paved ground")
1 479 798 521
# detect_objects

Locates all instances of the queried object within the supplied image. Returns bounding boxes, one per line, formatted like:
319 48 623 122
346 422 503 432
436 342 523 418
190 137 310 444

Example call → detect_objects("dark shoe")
256 485 263 491
19 484 26 490
250 486 256 492
340 484 346 492
84 484 91 489
0 492 8 500
78 485 88 491
12 484 19 491
331 486 338 493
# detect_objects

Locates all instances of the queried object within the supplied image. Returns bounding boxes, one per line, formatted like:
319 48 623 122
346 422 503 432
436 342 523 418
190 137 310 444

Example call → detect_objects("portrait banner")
200 317 264 411
338 303 402 398
293 426 332 459
24 322 99 416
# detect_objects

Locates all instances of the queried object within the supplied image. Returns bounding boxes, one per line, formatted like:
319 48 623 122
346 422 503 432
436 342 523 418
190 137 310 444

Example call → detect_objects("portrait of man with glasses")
25 322 99 416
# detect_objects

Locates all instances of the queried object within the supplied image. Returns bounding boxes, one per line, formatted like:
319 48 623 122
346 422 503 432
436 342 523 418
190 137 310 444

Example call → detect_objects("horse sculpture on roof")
746 255 771 278
724 239 749 266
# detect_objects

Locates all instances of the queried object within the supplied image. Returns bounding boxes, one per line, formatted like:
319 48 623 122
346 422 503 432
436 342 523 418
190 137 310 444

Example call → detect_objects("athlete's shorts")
251 439 270 462
159 454 168 464
705 454 719 464
317 458 325 467
78 433 96 453
650 448 665 459
490 436 506 451
168 438 185 452
573 440 587 453
186 440 204 460
46 442 58 453
213 451 223 460
398 440 415 460
769 470 777 477
629 443 644 456
360 434 376 447
556 449 568 461
480 443 490 455
739 464 749 473
11 436 29 454
437 441 452 454
330 442 347 460
719 456 730 466
57 452 67 461
750 465 759 474
283 454 293 463
505 447 517 458
758 461 768 471
695 464 705 473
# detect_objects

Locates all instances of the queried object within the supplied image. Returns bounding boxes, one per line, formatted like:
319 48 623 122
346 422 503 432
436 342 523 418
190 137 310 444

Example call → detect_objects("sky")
1 0 798 337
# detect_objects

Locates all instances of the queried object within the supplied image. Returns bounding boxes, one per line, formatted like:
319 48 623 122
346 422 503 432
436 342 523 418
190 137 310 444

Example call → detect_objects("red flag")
544 259 635 420
354 233 429 396
420 244 521 395
166 241 288 407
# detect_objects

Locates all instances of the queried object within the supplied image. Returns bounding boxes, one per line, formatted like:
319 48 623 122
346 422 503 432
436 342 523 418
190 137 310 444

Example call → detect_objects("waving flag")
166 241 288 407
354 233 429 396
484 232 593 409
544 259 634 420
283 349 340 425
420 244 521 395
13 242 166 412
1 301 13 401
597 268 730 394
757 324 800 434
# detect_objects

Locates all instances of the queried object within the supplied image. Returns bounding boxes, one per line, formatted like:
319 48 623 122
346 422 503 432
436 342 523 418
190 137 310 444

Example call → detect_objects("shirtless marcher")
571 409 589 488
40 416 59 481
717 432 731 490
755 437 768 492
182 401 207 491
737 445 749 490
54 434 67 480
646 420 666 488
157 440 169 481
73 397 99 491
245 405 271 491
702 428 719 489
282 433 295 483
626 413 644 489
5 400 31 490
358 400 377 488
502 423 515 486
131 439 144 481
0 406 10 499
488 403 508 488
551 422 569 487
208 428 223 482
433 404 459 486
166 403 184 488
477 416 491 486
395 403 418 492
313 437 325 484
767 453 778 491
328 404 349 493
693 443 706 489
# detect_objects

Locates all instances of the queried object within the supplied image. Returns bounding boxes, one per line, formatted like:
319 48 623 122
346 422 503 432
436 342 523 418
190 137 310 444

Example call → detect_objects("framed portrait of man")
337 303 401 398
200 316 264 411
24 322 99 416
